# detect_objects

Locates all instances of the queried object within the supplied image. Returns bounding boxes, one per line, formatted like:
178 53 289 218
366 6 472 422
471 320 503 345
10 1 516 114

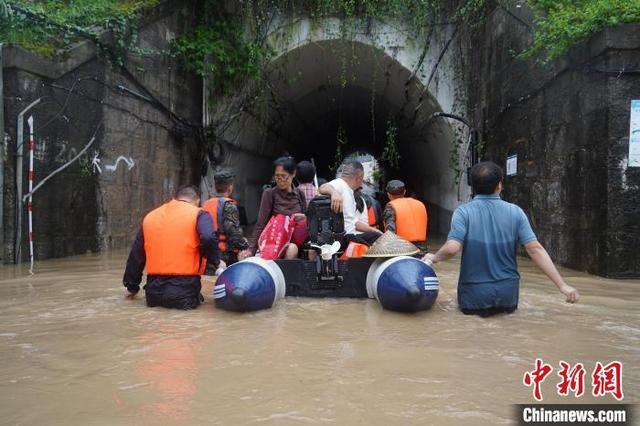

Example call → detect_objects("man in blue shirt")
423 162 579 316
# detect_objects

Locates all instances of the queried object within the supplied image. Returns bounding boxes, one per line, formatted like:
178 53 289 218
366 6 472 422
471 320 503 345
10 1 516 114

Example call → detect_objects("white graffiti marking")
91 151 102 174
104 156 135 172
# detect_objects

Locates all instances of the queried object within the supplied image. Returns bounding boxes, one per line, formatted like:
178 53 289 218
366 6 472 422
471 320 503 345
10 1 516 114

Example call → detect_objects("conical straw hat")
362 231 420 257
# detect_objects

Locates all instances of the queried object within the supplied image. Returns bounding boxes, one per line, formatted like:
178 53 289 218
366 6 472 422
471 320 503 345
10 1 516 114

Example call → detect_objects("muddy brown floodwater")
0 249 637 425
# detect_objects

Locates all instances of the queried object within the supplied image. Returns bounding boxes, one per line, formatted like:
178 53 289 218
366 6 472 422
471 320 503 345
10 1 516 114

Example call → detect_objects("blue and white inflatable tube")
365 256 439 312
214 257 286 312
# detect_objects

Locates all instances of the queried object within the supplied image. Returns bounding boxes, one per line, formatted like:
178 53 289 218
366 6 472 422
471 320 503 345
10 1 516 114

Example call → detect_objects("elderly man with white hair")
319 159 382 249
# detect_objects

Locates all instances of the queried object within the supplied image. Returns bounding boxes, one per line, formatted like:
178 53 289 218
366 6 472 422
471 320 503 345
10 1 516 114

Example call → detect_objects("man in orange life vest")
123 185 220 310
202 170 252 267
383 179 428 250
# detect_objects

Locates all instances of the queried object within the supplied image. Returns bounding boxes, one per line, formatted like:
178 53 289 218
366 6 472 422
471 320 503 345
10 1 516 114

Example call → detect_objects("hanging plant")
380 119 400 168
172 19 273 98
331 123 349 171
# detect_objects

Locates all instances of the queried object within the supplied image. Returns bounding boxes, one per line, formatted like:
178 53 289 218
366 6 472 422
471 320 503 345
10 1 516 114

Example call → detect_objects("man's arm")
524 240 579 303
422 239 462 265
424 207 466 265
123 229 145 298
319 182 342 213
197 210 220 269
250 189 274 253
355 221 382 234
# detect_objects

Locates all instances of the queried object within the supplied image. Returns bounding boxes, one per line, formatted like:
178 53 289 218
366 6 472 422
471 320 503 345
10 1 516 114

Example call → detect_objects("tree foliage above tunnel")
2 0 639 71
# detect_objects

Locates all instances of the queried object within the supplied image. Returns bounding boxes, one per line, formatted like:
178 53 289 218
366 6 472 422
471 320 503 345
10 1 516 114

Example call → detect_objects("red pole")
27 115 35 273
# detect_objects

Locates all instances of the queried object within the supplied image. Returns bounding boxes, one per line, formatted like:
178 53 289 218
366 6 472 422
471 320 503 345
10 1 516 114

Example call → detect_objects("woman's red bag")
258 214 295 260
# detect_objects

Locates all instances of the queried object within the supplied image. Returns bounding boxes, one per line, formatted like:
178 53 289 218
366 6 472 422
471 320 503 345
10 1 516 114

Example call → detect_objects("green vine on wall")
330 123 349 171
0 0 157 58
78 156 92 178
521 0 640 62
448 125 465 190
380 119 400 168
172 20 271 97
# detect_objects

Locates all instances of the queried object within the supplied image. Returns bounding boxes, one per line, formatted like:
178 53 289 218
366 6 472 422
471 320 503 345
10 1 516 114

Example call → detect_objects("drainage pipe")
430 112 479 186
431 112 478 163
15 97 41 263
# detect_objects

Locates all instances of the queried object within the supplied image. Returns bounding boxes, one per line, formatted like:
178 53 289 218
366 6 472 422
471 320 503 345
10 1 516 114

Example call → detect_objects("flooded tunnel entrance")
206 36 469 236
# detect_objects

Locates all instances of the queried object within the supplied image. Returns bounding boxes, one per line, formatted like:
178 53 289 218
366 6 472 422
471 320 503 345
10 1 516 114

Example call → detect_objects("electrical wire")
47 81 172 132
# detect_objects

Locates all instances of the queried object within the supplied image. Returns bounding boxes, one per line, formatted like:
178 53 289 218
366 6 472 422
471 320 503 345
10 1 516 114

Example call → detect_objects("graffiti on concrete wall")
30 139 135 176
53 139 88 164
90 151 135 174
33 138 93 166
104 156 135 172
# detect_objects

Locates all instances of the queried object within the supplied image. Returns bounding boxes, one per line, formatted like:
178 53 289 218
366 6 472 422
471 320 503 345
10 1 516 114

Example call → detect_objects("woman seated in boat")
251 156 307 259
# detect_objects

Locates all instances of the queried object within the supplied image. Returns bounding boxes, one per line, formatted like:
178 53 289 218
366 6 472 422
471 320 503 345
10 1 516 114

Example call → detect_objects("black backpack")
306 195 345 245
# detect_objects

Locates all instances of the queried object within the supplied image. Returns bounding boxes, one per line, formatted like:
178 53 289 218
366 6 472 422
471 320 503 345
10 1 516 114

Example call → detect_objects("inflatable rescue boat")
213 196 439 313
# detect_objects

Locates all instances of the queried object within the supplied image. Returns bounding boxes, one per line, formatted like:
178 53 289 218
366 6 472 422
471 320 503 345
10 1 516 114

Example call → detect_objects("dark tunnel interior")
209 39 467 235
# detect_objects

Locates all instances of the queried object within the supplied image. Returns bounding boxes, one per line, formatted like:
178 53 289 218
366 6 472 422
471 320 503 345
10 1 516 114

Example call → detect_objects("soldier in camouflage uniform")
202 170 252 267
382 181 401 233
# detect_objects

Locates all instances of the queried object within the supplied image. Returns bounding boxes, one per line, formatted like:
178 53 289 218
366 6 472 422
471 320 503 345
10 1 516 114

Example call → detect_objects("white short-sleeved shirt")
354 197 369 235
327 178 357 234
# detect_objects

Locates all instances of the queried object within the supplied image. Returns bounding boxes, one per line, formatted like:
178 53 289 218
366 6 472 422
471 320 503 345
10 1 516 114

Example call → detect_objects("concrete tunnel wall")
204 17 471 237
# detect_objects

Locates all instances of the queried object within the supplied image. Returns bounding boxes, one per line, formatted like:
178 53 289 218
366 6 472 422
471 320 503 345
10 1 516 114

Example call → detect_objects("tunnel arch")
204 17 470 235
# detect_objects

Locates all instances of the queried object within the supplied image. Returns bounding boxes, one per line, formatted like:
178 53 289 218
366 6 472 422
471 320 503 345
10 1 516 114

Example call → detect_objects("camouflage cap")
385 179 405 194
214 170 235 184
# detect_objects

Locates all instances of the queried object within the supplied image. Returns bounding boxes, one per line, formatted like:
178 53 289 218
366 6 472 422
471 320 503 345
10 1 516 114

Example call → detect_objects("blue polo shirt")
447 194 537 310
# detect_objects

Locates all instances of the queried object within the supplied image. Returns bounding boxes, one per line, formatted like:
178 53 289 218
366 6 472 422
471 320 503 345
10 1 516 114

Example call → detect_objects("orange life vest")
388 198 428 242
143 199 206 275
367 206 376 226
202 196 234 252
339 241 368 259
